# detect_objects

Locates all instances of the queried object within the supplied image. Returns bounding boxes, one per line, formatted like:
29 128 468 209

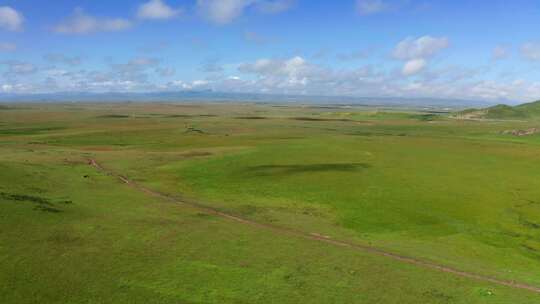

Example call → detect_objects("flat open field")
1 102 540 303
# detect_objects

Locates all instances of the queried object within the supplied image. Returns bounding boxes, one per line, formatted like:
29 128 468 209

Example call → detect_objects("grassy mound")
458 100 540 119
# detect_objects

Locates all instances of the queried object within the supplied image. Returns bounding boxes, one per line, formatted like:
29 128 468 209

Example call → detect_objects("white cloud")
10 63 36 74
137 0 181 20
402 58 426 75
393 36 449 77
0 42 16 52
393 36 449 60
0 6 24 31
106 57 160 83
168 79 210 90
54 8 132 34
521 42 540 61
2 61 37 76
1 84 13 92
0 83 37 93
18 56 167 93
236 56 384 94
196 0 293 24
45 68 70 77
70 57 164 92
193 79 210 86
239 56 311 87
197 0 255 24
492 45 510 60
5 54 540 102
223 56 540 101
356 0 387 15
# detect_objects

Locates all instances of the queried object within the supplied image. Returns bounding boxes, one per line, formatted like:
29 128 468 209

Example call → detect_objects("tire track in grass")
88 159 540 294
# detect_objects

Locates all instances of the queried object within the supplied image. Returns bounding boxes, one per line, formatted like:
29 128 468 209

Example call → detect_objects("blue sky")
1 0 540 102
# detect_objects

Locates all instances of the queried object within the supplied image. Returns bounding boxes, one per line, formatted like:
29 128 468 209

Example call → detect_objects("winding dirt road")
89 159 540 294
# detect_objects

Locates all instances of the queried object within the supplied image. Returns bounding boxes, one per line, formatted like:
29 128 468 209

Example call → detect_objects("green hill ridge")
457 100 540 119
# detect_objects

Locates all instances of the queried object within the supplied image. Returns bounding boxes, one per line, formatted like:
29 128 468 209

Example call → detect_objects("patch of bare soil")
500 128 539 136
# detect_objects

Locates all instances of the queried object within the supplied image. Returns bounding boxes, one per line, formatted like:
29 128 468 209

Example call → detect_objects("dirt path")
88 159 540 294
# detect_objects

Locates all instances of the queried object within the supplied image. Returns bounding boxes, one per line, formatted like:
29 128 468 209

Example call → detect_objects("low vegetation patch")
410 113 440 121
290 117 352 122
184 126 206 134
0 126 65 135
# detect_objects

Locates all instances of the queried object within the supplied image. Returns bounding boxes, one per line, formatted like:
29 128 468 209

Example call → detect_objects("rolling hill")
457 100 540 119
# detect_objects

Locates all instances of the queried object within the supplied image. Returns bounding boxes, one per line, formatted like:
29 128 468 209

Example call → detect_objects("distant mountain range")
0 90 498 109
457 100 540 120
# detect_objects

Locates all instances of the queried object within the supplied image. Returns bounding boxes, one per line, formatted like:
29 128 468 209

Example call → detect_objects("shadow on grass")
235 116 268 120
248 163 370 176
0 192 71 213
96 114 131 118
181 151 214 158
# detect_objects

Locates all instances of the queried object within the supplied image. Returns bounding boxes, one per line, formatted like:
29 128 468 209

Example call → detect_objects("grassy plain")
1 102 540 303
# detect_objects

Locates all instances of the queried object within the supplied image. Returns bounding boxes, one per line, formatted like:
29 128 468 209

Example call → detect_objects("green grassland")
1 102 540 303
458 100 540 120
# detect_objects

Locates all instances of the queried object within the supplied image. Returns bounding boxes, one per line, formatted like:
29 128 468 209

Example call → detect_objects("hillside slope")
456 100 540 119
